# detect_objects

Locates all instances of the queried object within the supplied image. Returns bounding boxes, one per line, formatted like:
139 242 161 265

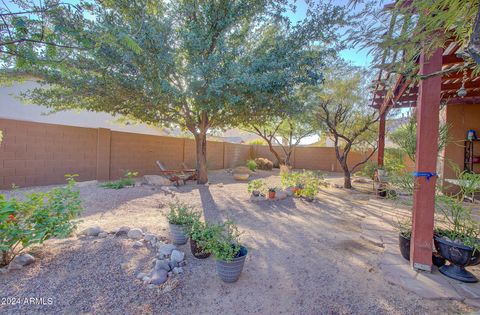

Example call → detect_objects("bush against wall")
0 175 83 266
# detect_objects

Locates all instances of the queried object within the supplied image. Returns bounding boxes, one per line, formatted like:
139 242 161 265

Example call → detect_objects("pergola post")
410 47 443 272
377 110 386 167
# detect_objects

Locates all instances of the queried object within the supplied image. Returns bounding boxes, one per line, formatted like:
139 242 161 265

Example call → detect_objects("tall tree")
16 0 347 183
308 63 379 189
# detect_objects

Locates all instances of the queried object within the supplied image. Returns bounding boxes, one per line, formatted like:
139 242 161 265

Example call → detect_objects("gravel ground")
0 170 476 315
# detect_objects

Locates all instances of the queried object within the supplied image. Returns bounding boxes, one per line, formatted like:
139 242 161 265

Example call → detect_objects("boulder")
143 175 172 186
127 228 144 240
11 253 35 267
285 187 294 197
144 233 156 242
150 269 168 285
158 244 176 256
98 232 108 238
132 241 143 249
115 226 130 236
173 267 184 274
233 166 251 174
275 190 288 200
154 259 171 272
170 250 185 263
136 272 147 280
80 226 103 237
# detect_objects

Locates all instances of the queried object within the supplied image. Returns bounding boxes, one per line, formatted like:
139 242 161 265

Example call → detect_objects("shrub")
299 171 322 199
202 220 242 262
246 159 257 172
0 175 83 266
100 170 138 189
357 161 376 179
254 158 273 170
247 179 266 195
167 199 200 228
247 139 267 145
189 220 223 256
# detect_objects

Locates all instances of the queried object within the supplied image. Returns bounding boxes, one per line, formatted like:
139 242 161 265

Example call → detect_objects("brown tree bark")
195 131 208 184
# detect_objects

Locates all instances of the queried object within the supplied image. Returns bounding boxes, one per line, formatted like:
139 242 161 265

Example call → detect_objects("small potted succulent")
189 219 217 259
247 179 266 197
203 220 247 283
166 200 200 245
268 187 276 199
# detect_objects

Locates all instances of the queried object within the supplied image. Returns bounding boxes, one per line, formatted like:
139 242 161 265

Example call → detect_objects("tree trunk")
341 162 352 189
195 131 208 184
267 141 283 167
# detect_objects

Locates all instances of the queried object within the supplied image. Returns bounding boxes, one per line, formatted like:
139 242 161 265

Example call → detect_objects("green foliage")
268 187 277 193
247 139 267 145
384 148 406 174
202 220 242 262
100 170 138 189
166 200 200 227
247 179 266 195
189 220 223 257
0 174 83 266
246 160 257 172
19 0 348 183
435 195 480 252
357 161 376 178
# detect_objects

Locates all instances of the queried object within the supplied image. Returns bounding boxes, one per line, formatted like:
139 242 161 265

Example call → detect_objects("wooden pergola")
372 34 480 270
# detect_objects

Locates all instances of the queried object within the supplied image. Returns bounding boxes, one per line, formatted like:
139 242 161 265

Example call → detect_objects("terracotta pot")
268 191 276 199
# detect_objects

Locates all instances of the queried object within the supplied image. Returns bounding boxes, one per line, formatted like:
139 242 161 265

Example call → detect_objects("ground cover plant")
100 170 138 189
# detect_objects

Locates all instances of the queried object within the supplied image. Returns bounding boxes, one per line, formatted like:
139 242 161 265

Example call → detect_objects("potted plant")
189 219 217 259
203 221 247 283
167 200 200 245
247 179 266 197
268 187 276 199
434 194 480 282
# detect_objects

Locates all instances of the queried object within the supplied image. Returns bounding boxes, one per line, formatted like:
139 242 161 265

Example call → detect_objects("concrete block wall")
0 118 375 188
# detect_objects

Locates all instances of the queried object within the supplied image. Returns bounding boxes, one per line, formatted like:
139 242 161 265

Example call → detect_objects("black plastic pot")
398 234 446 267
434 234 480 283
399 234 411 261
190 239 210 259
377 188 387 198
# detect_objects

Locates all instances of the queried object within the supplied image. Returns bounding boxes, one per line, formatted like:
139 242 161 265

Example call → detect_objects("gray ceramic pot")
169 223 188 245
215 246 248 283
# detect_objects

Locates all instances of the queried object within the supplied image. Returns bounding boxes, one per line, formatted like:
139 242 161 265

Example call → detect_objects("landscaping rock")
132 241 143 249
80 226 103 237
173 267 184 274
7 263 23 271
144 233 156 242
285 187 294 196
275 190 288 200
115 226 130 236
127 228 144 240
170 250 185 263
168 260 178 269
142 276 150 283
136 272 147 280
150 269 168 285
158 244 176 256
98 232 108 238
250 195 266 202
154 259 171 272
10 254 35 267
143 175 172 186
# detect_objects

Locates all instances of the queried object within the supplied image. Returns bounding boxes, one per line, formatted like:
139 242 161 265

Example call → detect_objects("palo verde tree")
307 62 379 189
16 0 347 183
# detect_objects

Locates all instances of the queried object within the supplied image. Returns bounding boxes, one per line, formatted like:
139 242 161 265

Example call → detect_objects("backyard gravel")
0 170 476 314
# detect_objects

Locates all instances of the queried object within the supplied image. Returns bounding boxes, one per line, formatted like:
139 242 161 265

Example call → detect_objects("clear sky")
285 0 373 68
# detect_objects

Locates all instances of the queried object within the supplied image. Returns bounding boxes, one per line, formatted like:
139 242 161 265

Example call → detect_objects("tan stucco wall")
443 104 480 182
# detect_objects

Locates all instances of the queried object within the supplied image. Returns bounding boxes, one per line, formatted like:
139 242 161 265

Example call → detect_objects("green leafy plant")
189 219 223 255
395 217 412 239
0 174 83 266
246 160 257 172
299 171 322 200
268 187 277 193
247 179 266 195
100 170 138 189
202 220 243 262
166 200 200 228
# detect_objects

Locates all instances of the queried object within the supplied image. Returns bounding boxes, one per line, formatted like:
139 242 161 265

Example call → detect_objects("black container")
190 239 211 259
434 234 480 283
399 234 446 267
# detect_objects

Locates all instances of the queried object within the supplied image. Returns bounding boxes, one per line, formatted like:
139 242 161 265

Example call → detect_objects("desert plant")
0 174 83 266
100 170 138 189
299 171 322 200
246 160 257 172
247 179 266 195
202 220 243 262
254 158 273 170
166 200 200 228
